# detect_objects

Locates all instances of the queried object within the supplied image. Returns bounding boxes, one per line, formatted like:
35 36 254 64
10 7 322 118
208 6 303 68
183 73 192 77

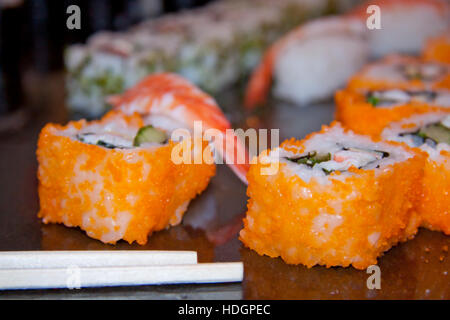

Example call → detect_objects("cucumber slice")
418 123 450 145
133 125 167 146
367 96 380 106
288 151 331 167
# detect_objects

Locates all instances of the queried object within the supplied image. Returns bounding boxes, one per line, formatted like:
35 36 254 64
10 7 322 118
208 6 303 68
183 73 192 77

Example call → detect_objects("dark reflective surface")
0 73 448 299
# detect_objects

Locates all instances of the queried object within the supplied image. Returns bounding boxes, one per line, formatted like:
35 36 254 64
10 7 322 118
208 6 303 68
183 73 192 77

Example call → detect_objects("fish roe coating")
37 113 215 244
240 124 425 270
335 89 446 137
420 155 450 234
381 113 450 234
423 33 450 65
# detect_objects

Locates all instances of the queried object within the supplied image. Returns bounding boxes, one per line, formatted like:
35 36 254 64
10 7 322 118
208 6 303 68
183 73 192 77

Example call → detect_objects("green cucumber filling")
367 90 437 107
286 146 389 174
400 119 450 147
287 151 331 166
133 125 168 146
75 125 167 149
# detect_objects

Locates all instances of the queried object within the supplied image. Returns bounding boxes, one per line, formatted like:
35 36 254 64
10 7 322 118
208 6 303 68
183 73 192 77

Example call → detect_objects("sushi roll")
240 122 425 269
423 32 450 64
348 0 450 57
108 73 250 184
335 87 450 137
381 112 450 234
37 111 215 244
244 17 369 109
65 0 336 116
347 55 450 93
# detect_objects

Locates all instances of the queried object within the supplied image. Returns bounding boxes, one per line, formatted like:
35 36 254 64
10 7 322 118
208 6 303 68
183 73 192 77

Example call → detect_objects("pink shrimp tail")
244 51 276 110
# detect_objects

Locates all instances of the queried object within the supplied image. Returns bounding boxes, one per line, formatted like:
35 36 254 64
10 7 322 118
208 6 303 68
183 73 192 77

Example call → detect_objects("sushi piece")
348 0 450 58
423 32 450 64
347 55 450 93
65 0 337 116
240 122 425 269
37 111 216 244
335 87 450 136
244 17 369 109
108 73 250 184
381 112 450 234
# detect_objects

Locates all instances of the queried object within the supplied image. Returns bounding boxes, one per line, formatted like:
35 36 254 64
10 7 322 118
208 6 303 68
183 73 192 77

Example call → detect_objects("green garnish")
133 125 167 146
288 151 331 167
367 96 380 106
418 123 450 145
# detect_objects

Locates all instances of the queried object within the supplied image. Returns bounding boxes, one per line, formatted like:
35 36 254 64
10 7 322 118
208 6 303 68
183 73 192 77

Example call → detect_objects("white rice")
368 89 450 109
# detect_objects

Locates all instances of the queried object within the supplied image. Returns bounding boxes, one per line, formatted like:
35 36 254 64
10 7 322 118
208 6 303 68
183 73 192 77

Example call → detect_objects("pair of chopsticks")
0 251 243 290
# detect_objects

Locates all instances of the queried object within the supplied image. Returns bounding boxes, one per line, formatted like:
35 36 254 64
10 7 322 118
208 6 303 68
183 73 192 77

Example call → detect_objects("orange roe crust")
419 156 450 234
335 89 445 137
37 114 215 245
423 33 450 65
385 115 450 235
240 124 425 269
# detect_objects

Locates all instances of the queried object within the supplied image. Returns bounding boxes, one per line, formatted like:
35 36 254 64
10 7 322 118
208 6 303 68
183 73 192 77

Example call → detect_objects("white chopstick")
0 251 197 269
0 262 244 290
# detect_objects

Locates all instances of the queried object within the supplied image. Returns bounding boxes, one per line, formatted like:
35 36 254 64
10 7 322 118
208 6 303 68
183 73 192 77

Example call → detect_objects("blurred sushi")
240 122 424 269
423 31 450 64
245 16 369 108
335 87 450 136
381 112 450 234
348 0 450 58
347 55 450 92
65 0 340 116
37 111 215 244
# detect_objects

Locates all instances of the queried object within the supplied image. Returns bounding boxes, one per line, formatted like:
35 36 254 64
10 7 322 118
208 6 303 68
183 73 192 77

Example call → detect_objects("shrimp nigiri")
244 17 368 109
108 73 250 184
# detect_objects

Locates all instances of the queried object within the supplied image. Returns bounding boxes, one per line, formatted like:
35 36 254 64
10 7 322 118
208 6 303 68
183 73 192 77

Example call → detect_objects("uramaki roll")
240 122 425 269
423 32 450 64
335 87 450 137
381 112 450 234
347 55 450 92
37 111 215 244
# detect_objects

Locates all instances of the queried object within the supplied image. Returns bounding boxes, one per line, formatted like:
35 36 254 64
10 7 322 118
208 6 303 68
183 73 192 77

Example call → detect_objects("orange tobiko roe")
37 113 215 245
423 33 450 65
419 152 450 234
335 89 446 137
240 126 425 270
